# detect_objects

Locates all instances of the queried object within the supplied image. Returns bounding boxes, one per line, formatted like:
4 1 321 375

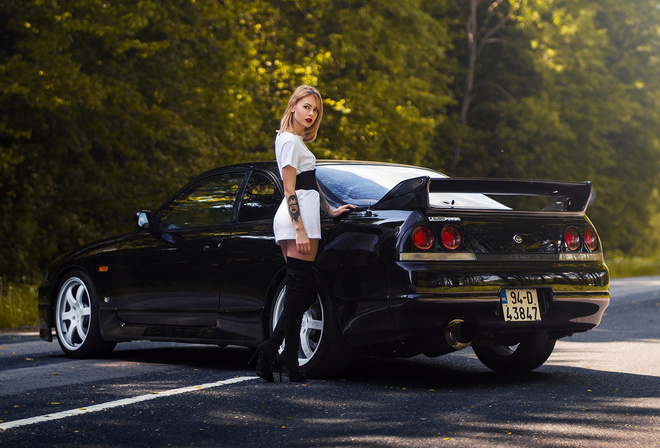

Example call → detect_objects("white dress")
273 132 321 244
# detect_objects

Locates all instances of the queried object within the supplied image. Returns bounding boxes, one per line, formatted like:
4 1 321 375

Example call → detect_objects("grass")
0 279 39 330
0 255 659 330
605 254 660 278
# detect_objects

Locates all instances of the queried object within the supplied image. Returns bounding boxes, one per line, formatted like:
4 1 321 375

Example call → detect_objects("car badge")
429 217 461 222
513 235 523 244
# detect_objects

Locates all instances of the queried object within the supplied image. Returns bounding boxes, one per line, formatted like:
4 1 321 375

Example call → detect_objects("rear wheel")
54 270 116 358
271 278 352 378
472 332 556 373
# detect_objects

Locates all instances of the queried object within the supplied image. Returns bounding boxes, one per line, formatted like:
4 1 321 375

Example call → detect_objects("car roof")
205 160 435 174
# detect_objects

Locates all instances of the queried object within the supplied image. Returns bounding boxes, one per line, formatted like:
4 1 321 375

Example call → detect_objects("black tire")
270 277 352 378
472 332 556 373
54 270 116 358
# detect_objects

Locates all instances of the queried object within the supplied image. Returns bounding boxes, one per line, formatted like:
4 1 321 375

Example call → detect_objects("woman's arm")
318 182 357 217
281 165 311 255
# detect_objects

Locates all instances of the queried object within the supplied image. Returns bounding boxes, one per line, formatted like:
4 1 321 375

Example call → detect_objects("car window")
238 172 283 222
317 165 446 206
317 164 508 209
159 173 246 230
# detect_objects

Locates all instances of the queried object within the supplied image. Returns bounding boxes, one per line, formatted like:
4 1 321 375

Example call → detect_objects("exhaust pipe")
445 319 480 350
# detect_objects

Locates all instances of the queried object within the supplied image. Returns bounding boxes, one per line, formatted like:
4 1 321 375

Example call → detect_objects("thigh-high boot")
276 257 316 381
250 258 315 382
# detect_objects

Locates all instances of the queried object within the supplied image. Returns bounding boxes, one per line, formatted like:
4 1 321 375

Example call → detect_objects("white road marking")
0 375 258 431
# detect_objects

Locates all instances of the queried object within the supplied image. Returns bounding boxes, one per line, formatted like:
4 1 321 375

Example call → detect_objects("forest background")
2 0 660 290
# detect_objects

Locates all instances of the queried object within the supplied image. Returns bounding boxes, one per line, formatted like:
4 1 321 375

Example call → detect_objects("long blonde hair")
279 85 324 143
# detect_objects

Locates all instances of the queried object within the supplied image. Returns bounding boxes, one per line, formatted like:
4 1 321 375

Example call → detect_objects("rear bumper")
340 261 610 346
399 260 609 334
388 290 609 336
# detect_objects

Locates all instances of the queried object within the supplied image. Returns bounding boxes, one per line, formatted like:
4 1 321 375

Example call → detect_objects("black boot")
252 258 315 382
249 340 278 382
278 257 316 382
277 353 307 382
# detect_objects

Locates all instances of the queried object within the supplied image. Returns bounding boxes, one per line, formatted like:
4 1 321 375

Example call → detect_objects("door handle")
203 238 224 251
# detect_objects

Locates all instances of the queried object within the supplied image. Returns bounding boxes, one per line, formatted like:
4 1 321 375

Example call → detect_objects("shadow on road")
104 344 659 447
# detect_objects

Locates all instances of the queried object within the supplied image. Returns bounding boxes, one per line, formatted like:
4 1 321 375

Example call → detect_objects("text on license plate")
500 288 541 322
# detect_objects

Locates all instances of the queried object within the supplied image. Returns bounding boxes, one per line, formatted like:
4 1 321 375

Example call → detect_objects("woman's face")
291 94 319 134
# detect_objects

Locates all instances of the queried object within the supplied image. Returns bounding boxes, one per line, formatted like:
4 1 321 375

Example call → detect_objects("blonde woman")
250 85 354 382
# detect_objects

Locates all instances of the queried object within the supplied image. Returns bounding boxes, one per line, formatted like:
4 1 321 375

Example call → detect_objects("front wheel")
270 278 352 378
472 332 556 373
54 270 116 358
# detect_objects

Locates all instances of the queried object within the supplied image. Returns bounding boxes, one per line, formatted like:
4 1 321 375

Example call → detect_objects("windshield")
317 164 508 209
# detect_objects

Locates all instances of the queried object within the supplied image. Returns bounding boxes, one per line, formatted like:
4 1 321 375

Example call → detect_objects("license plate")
500 288 541 322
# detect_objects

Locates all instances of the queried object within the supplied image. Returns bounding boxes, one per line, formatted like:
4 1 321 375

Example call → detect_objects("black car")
38 161 610 376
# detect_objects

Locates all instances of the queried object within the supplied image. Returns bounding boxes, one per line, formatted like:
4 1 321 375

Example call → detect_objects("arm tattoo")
287 194 301 223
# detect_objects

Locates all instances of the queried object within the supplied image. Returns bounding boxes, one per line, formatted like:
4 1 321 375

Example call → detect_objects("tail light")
564 227 580 251
441 225 462 250
584 227 598 251
412 226 436 250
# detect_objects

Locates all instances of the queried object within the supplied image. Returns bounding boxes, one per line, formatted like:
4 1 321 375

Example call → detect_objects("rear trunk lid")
380 176 601 261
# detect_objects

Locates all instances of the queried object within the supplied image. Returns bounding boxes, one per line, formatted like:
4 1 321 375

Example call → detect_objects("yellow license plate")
500 288 541 322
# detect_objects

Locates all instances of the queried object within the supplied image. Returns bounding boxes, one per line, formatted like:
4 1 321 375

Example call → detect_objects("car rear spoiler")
370 176 593 214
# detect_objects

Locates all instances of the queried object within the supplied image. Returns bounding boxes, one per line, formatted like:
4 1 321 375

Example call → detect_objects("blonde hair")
279 85 324 143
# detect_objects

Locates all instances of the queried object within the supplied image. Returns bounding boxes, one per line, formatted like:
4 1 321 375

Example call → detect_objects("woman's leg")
253 239 319 381
275 240 319 381
270 239 318 345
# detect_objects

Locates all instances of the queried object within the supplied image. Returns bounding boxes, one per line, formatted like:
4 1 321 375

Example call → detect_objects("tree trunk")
450 0 478 175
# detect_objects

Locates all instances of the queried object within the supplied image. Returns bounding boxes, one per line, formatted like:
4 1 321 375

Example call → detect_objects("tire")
472 332 556 373
54 270 116 358
270 278 352 378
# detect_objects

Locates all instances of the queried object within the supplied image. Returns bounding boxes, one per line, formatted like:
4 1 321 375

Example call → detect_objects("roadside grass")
0 279 39 330
606 254 660 278
0 255 659 330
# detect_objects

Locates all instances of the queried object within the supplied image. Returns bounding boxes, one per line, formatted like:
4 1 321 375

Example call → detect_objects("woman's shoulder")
276 131 304 149
277 131 302 142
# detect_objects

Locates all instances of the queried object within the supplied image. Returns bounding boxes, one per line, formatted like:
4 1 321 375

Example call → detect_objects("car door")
109 171 247 328
218 170 285 341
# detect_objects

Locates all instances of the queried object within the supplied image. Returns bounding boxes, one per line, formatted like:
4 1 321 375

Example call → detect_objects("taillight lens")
441 225 462 250
412 226 436 250
584 228 598 251
564 227 580 251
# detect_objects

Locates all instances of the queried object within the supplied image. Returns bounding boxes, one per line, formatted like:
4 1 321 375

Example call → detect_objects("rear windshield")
317 164 508 209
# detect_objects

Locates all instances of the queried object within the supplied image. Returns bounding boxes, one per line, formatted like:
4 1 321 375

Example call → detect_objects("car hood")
46 232 135 281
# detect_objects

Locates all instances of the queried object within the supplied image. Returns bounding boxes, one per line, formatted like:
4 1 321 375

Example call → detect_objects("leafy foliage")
1 0 659 281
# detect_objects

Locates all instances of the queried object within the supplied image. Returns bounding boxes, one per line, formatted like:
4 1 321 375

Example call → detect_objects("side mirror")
134 210 152 230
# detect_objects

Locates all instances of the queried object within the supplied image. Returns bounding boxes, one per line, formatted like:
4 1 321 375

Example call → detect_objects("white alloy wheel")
270 280 353 378
55 276 93 352
272 286 325 366
54 270 116 358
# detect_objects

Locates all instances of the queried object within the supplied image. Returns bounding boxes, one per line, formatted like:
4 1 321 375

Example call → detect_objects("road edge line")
0 375 258 431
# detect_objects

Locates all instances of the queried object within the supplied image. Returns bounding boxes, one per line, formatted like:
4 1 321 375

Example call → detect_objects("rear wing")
370 176 593 214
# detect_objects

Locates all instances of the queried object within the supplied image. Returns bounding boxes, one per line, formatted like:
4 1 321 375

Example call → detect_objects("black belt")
296 169 318 191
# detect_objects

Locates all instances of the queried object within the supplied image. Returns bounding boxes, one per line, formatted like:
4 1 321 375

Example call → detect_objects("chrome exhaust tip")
445 319 480 350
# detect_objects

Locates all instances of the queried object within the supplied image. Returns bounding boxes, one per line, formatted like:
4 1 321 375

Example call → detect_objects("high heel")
250 342 277 383
277 354 307 382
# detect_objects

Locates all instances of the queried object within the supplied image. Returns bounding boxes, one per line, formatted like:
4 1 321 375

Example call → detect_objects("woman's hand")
327 204 357 218
295 228 312 255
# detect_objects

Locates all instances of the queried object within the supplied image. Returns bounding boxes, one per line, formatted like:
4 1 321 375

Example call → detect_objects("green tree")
0 0 247 280
463 0 660 255
236 0 456 165
2 0 660 284
447 0 512 175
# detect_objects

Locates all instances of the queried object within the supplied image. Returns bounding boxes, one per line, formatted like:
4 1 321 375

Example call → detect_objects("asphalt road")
0 277 658 447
